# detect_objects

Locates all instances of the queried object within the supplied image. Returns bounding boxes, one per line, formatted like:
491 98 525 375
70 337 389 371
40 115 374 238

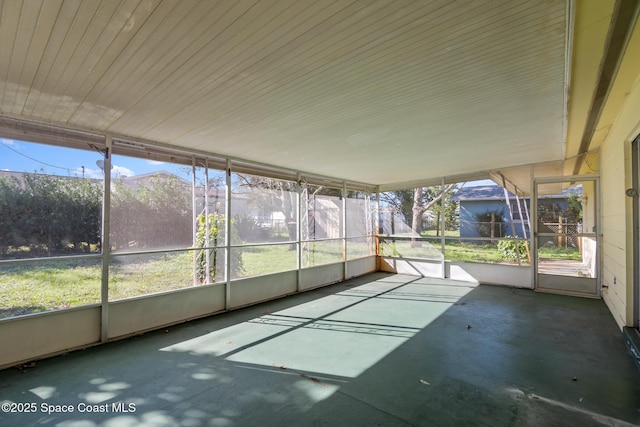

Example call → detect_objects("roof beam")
573 0 640 174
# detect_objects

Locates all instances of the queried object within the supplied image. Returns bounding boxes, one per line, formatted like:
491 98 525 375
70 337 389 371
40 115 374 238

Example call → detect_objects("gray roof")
453 186 516 201
453 185 581 201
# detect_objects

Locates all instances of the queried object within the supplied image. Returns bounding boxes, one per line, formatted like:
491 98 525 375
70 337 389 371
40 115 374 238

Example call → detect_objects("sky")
1 137 495 187
0 137 189 179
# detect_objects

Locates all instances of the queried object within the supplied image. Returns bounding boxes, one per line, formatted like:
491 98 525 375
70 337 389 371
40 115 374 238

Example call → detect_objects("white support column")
100 135 113 343
440 178 446 278
364 191 372 256
595 174 602 295
296 173 302 292
204 161 211 284
530 165 537 289
225 159 232 309
192 158 198 286
376 188 380 265
300 181 310 268
342 181 347 280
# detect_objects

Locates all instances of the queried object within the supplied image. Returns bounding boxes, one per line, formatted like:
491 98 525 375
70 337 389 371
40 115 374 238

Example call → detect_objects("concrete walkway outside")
0 272 639 426
538 259 593 277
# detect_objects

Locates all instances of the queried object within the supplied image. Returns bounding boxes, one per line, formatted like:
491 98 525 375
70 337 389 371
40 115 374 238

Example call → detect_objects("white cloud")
71 165 136 179
112 165 135 178
146 160 165 165
0 138 19 146
72 167 103 179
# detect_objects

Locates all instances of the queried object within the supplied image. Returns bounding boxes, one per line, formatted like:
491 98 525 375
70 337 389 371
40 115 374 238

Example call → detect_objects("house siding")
459 200 526 238
600 71 640 329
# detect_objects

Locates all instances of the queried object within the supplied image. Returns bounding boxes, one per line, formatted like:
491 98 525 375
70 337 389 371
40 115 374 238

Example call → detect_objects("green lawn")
0 242 369 318
379 238 582 265
421 229 460 237
0 259 103 318
0 239 579 319
445 241 506 263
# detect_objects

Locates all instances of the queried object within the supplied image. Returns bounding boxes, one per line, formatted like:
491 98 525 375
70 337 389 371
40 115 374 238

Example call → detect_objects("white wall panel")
448 262 532 288
108 285 225 339
229 271 297 309
379 257 443 278
0 306 100 369
347 256 377 279
299 263 343 291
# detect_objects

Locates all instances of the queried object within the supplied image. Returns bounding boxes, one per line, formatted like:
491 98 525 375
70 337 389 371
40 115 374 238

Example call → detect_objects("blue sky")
1 137 494 187
0 137 189 179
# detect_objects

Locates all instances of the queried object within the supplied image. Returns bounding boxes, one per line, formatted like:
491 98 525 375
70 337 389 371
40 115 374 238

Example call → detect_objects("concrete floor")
1 272 639 427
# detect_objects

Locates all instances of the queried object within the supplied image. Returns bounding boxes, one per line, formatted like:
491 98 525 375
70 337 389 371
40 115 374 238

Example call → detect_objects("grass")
445 242 506 263
109 253 195 298
238 245 297 277
0 259 102 318
422 229 460 237
0 239 579 319
379 238 582 265
0 242 369 318
538 246 583 261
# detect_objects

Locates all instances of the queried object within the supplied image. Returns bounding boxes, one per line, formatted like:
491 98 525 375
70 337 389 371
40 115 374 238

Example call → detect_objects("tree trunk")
411 187 423 247
280 184 297 249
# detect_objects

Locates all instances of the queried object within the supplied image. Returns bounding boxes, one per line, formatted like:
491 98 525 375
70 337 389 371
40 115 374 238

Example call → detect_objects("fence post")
558 214 564 247
490 212 495 243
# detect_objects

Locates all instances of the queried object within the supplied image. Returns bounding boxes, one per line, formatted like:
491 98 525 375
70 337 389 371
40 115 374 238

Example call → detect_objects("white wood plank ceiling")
0 0 569 187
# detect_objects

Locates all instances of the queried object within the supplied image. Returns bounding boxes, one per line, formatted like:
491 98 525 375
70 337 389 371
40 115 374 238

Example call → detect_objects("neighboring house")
115 170 188 187
453 185 579 240
0 170 31 182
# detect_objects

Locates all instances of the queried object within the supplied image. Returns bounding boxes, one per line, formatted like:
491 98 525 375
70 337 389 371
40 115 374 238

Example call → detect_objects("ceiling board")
0 0 571 187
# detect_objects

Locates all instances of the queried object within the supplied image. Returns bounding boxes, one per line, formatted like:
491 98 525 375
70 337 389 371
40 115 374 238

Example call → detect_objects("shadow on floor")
0 272 638 426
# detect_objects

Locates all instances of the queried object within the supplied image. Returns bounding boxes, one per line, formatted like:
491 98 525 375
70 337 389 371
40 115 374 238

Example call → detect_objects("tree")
381 184 456 245
443 191 460 231
566 194 583 223
233 174 299 244
379 189 414 231
410 184 456 245
538 195 582 224
110 174 192 250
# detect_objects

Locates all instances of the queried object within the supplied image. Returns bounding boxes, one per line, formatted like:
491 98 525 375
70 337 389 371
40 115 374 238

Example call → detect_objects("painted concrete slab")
0 273 639 427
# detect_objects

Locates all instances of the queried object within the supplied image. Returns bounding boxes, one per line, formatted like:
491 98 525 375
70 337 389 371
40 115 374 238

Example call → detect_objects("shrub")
0 173 102 258
497 236 527 261
194 213 243 283
234 214 268 242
